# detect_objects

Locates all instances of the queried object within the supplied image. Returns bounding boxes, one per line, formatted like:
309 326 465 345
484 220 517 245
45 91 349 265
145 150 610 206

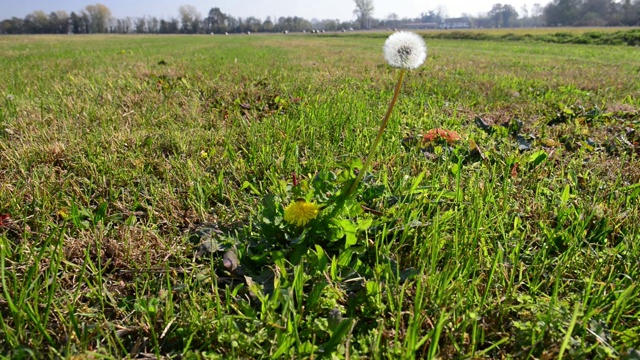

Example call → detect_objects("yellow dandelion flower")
284 200 319 227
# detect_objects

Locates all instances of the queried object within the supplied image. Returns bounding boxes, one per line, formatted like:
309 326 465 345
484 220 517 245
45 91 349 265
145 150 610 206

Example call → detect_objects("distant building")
402 22 439 30
474 18 493 28
442 17 471 29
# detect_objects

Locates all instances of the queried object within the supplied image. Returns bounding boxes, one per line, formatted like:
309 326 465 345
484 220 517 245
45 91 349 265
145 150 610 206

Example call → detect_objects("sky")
1 0 549 22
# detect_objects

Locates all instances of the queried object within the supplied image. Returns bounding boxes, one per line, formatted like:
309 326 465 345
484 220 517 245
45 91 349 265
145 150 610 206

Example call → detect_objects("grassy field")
0 32 639 358
420 27 640 46
426 26 636 35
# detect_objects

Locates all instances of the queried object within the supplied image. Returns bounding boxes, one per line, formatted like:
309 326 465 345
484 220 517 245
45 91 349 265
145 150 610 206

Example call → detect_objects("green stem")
343 69 406 199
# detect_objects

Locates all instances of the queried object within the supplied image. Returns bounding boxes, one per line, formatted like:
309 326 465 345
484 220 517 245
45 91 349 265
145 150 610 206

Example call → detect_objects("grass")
419 27 640 46
0 32 639 358
335 27 640 46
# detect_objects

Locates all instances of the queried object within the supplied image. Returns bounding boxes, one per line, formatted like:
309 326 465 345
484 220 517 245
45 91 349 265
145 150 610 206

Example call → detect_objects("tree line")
543 0 640 26
1 1 640 35
0 3 354 35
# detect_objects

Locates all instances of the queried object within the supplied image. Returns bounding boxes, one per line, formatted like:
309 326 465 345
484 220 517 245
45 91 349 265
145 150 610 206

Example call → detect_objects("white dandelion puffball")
383 31 427 70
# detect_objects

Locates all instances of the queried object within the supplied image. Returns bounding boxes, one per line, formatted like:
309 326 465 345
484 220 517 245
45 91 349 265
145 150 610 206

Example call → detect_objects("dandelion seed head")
383 31 427 70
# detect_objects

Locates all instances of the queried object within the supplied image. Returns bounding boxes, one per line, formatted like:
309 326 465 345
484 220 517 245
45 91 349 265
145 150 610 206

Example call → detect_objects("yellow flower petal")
284 200 319 227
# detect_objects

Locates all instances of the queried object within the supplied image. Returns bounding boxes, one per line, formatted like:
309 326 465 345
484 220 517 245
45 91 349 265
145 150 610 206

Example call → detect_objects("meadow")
0 31 639 358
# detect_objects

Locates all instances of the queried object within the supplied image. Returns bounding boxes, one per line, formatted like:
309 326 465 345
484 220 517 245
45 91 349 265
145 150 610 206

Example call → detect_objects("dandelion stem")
344 69 406 199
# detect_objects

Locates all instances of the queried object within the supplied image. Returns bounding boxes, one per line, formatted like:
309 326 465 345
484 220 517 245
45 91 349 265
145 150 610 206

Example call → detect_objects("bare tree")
521 4 529 26
178 4 202 33
84 3 112 33
114 17 132 33
135 17 146 33
353 0 374 29
148 16 159 33
531 3 544 25
436 5 448 20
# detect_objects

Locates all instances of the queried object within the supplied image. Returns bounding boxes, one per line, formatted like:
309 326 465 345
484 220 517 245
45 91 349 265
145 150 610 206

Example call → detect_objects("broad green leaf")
321 318 353 355
561 184 571 205
241 181 261 196
528 150 547 168
409 170 426 194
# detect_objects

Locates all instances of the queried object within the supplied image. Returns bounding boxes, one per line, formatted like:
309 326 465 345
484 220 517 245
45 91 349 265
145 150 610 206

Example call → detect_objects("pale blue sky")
1 0 547 21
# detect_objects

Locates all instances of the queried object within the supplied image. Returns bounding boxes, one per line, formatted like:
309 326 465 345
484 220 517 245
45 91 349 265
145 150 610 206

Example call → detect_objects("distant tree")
488 4 518 27
178 4 201 33
263 16 275 32
544 0 582 26
531 3 544 25
521 5 529 26
226 16 239 32
318 19 340 31
275 16 286 31
80 12 92 33
159 18 180 33
69 12 79 33
135 17 146 33
147 16 159 33
24 10 50 33
294 16 312 31
205 7 228 33
114 17 132 33
169 18 180 33
159 19 168 33
275 16 312 32
576 0 613 25
582 0 612 15
384 13 400 28
84 3 112 33
421 10 443 24
488 4 502 27
0 19 10 34
0 17 24 34
433 5 448 21
353 0 374 29
501 5 518 27
243 16 261 32
49 11 68 34
618 0 640 25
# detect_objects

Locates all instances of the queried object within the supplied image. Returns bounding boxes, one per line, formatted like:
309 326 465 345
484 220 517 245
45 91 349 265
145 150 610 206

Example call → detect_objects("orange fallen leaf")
0 214 10 227
510 163 519 179
422 129 461 144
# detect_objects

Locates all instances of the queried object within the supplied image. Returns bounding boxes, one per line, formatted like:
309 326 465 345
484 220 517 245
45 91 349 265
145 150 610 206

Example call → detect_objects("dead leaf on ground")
422 128 461 144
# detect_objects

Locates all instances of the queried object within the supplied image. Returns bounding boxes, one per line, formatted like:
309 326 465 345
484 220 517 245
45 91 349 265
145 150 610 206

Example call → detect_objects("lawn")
0 32 639 358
